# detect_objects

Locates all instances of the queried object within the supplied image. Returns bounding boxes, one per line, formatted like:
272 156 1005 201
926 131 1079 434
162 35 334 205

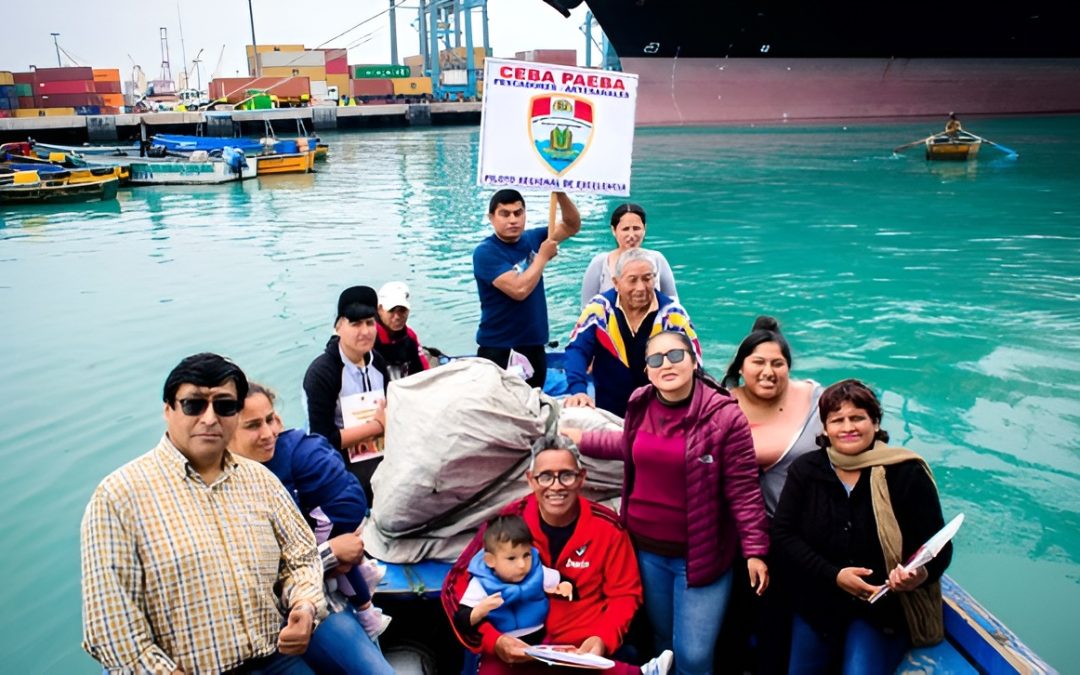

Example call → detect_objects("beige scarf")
826 440 944 647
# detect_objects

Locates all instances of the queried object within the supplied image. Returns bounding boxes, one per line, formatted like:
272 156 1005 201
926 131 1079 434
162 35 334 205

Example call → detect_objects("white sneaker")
359 558 387 594
355 605 392 639
641 650 673 675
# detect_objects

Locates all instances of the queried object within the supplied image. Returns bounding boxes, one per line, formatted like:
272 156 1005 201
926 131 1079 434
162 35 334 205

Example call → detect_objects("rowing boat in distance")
926 131 982 161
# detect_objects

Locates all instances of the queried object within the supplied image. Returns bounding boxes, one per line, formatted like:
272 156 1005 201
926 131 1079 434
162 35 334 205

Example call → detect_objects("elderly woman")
580 203 678 307
718 316 823 673
773 379 951 675
231 383 394 674
563 331 769 675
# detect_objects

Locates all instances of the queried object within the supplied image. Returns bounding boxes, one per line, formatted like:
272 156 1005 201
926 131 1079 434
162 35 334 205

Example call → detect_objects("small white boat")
126 155 259 186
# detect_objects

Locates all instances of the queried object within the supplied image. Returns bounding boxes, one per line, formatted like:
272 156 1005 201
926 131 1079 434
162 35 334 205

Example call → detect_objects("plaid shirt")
81 435 326 674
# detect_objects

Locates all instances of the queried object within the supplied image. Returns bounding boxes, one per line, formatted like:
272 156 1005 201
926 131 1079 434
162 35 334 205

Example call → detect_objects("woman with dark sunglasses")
562 331 770 675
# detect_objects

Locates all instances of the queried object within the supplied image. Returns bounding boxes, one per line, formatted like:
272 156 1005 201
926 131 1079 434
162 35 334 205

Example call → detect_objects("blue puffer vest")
467 547 549 633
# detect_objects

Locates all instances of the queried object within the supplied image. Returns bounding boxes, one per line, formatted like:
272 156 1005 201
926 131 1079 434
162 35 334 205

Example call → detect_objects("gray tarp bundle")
365 357 624 563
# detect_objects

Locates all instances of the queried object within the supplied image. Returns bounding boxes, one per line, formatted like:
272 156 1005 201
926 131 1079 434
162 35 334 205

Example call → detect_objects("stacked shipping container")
4 67 125 116
0 71 17 118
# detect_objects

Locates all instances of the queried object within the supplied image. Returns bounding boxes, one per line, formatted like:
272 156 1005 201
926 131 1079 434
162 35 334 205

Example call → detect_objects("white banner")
477 58 638 196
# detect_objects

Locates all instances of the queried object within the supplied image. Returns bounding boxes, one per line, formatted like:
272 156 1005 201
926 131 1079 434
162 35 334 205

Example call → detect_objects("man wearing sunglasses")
81 353 326 674
443 435 663 674
565 248 702 417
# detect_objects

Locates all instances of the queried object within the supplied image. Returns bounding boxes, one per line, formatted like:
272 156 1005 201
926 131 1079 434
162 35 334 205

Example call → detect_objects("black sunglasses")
645 348 689 369
177 398 242 417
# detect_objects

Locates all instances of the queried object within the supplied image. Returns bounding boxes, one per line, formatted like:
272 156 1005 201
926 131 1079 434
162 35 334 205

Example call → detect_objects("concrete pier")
0 103 482 144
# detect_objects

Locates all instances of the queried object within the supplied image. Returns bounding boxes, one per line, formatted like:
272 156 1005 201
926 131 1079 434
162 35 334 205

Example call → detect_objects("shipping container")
38 80 94 95
37 93 104 107
353 65 411 79
391 76 433 96
0 85 15 97
0 98 17 110
13 72 34 85
440 47 488 68
258 51 325 68
92 68 121 82
325 57 349 75
14 83 33 97
0 110 11 118
441 70 470 86
18 96 35 108
246 44 306 74
326 73 350 92
209 77 311 104
259 66 327 80
94 81 122 94
74 105 102 115
32 67 94 82
0 71 13 86
15 107 78 117
100 93 124 108
349 78 394 97
515 49 577 66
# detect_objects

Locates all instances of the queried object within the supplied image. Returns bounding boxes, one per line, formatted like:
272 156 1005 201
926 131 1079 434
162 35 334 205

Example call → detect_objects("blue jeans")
637 550 734 675
231 652 315 674
788 613 907 675
303 608 394 675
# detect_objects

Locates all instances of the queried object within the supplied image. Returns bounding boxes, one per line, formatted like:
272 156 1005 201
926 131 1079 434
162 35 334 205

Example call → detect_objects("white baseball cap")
378 281 411 311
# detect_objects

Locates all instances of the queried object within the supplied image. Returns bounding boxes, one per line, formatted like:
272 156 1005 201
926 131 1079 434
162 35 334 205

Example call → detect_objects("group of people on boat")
79 188 952 675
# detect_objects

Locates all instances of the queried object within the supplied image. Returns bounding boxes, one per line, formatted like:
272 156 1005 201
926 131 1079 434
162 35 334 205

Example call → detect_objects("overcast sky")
1 0 595 83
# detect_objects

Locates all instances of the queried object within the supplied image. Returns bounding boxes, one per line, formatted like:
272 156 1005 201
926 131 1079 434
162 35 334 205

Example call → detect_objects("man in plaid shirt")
80 353 326 674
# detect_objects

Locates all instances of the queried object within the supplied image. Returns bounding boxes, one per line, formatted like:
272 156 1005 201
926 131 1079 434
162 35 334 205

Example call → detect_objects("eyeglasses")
176 398 242 417
534 470 582 487
645 348 689 369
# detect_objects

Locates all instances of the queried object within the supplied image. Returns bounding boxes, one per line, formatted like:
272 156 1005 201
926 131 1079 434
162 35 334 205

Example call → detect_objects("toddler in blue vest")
460 514 573 644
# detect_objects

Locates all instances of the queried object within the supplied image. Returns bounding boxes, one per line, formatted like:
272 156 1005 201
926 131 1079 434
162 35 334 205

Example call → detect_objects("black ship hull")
548 1 1080 124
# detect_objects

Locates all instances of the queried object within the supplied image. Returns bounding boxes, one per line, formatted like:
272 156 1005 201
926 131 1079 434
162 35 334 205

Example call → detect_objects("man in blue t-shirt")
473 189 581 388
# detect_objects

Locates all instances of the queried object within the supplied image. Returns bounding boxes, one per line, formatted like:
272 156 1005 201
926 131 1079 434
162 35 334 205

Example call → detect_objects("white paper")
525 645 615 670
339 391 385 462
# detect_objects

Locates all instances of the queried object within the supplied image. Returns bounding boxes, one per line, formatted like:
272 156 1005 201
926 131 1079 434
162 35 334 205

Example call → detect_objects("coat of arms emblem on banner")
529 95 594 176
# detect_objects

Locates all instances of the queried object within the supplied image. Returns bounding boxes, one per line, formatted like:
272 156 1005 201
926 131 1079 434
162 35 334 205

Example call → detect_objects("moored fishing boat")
0 175 119 205
256 150 316 175
125 155 259 186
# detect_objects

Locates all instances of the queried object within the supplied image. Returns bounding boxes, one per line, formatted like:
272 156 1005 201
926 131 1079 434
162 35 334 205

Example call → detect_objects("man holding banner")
473 189 580 388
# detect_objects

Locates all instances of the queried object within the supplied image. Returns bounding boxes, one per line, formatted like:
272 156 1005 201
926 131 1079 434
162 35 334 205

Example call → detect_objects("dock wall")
0 103 482 144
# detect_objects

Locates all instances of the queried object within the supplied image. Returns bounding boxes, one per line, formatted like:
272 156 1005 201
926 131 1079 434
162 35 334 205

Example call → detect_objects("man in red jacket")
443 436 669 674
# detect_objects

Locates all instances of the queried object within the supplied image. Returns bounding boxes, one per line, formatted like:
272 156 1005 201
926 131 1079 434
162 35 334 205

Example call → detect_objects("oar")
966 132 1019 159
892 135 934 153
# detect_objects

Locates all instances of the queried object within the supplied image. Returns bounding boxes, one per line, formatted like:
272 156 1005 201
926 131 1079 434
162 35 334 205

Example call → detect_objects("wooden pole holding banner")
548 192 557 239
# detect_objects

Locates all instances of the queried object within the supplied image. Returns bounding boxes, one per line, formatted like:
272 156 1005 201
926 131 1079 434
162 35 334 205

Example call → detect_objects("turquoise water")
2 117 1078 672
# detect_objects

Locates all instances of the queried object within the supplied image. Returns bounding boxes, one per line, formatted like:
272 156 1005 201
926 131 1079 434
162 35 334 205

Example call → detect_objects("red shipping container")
209 77 311 103
0 110 11 118
18 96 35 108
37 93 103 107
32 66 95 82
38 80 94 95
13 72 34 85
350 79 394 97
93 81 122 94
326 57 348 75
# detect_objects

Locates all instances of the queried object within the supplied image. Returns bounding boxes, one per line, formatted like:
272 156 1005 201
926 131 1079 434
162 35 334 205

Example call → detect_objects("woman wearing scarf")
773 379 951 675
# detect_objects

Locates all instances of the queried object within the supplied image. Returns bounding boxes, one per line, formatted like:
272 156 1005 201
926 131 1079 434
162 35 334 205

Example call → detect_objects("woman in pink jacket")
562 331 770 674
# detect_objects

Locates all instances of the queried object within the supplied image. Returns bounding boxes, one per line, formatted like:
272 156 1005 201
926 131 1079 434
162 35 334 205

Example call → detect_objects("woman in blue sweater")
231 383 393 675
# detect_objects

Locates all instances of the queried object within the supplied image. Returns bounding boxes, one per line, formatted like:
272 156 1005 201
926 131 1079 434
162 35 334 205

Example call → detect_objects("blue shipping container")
0 85 16 97
0 97 17 110
74 105 101 115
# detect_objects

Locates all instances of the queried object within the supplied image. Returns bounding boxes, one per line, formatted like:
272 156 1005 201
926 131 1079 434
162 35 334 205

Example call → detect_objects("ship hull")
565 0 1080 124
624 57 1080 125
